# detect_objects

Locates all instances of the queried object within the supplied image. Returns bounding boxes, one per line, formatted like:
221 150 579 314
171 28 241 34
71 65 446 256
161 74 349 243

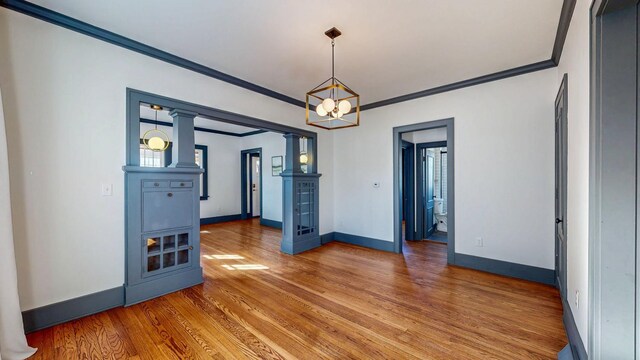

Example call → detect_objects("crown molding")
0 0 305 108
1 0 574 113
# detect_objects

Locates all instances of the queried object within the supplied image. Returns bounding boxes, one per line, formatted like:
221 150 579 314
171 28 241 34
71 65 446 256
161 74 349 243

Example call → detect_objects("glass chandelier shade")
142 105 170 152
306 28 360 130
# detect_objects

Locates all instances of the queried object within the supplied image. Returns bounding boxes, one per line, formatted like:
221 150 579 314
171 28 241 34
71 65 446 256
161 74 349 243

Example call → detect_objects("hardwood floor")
27 219 566 359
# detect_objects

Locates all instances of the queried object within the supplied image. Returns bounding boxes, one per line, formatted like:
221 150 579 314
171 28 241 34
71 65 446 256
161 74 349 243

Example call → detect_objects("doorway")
416 141 447 242
555 74 568 301
393 118 455 262
241 148 262 220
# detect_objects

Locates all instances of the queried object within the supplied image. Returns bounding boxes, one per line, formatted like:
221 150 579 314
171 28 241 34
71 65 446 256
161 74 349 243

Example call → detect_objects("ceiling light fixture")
142 104 170 152
306 27 360 130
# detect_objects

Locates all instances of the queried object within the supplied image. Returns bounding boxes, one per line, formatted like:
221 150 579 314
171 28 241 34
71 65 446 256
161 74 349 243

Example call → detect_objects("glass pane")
163 252 175 268
147 255 160 272
178 233 189 247
177 249 189 265
163 235 175 251
146 237 160 254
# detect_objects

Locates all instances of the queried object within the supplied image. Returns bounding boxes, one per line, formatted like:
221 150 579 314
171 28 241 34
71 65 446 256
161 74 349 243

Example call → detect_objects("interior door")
425 153 435 236
251 155 261 217
555 74 568 300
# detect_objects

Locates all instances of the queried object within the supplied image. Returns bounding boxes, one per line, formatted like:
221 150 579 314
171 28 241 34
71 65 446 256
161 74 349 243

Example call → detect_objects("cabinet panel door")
143 191 193 232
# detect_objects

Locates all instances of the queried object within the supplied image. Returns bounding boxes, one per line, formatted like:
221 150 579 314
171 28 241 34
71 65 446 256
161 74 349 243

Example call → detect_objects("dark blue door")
425 153 435 236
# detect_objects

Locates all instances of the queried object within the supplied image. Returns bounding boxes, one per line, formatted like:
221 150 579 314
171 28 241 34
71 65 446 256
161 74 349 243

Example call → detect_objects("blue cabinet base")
125 267 203 306
281 235 321 255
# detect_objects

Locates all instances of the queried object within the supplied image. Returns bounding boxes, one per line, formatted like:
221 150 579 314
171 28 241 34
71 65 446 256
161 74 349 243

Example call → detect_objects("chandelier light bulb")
316 104 328 117
147 136 166 151
322 98 335 113
337 110 344 118
338 100 352 114
300 153 308 164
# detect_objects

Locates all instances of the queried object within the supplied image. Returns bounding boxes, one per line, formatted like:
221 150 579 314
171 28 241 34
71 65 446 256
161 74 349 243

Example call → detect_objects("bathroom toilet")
433 198 448 232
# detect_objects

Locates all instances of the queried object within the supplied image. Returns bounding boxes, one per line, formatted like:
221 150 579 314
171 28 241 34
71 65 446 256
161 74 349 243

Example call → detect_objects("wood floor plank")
26 219 566 359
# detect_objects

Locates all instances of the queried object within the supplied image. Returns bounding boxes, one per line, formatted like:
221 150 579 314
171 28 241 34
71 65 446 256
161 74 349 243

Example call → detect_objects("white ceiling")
32 0 563 105
140 105 259 134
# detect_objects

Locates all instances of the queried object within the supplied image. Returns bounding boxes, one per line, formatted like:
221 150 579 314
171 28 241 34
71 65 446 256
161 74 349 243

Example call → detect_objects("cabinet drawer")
171 181 193 188
142 191 193 232
143 180 169 189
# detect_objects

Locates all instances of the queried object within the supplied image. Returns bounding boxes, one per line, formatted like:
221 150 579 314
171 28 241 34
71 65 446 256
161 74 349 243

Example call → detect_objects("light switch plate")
101 183 113 196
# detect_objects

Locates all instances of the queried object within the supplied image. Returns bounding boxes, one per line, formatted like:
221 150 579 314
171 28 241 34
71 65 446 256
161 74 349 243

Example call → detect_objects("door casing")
241 148 262 220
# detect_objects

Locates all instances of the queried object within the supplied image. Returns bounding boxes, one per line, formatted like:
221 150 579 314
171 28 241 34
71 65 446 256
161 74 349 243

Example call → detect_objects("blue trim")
401 141 415 241
200 214 241 225
552 0 577 65
562 298 587 360
558 345 574 360
140 118 267 137
0 1 575 113
320 232 335 244
195 144 209 200
260 218 282 229
22 286 124 333
453 253 555 285
362 60 556 110
332 232 395 252
0 0 304 108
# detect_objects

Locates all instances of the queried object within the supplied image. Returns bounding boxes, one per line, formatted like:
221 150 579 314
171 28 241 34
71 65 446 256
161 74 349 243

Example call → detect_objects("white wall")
333 68 558 269
410 128 448 143
0 8 333 311
240 132 286 222
556 0 590 348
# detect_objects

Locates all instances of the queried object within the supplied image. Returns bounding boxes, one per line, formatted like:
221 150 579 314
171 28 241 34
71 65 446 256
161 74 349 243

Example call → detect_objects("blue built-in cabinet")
280 134 322 254
123 102 204 306
123 167 204 305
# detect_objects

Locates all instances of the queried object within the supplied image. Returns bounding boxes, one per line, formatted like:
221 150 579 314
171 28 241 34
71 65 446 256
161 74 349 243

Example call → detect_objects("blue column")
169 109 198 168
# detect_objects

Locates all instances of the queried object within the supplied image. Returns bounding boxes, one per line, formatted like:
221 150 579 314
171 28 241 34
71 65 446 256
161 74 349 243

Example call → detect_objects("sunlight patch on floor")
221 264 269 270
203 254 245 260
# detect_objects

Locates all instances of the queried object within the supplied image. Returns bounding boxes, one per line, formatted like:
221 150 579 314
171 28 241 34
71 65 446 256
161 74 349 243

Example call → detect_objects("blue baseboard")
562 298 587 360
320 232 335 244
453 253 555 285
260 218 282 229
200 214 241 225
22 286 124 333
323 232 395 252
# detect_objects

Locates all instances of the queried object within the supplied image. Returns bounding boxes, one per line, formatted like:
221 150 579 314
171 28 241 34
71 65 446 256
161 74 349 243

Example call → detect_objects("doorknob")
555 218 563 224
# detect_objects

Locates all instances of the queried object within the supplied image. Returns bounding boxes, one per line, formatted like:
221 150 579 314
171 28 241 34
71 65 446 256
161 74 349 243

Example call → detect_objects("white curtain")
0 88 36 359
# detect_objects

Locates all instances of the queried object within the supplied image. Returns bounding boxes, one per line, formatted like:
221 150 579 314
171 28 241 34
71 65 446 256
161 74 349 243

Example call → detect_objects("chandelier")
142 104 170 152
306 27 360 130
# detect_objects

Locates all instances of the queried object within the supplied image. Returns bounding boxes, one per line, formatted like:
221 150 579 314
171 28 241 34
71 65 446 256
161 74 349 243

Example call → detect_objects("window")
139 142 209 200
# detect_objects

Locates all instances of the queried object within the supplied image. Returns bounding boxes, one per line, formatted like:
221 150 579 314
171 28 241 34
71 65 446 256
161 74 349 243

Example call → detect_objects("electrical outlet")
101 183 113 196
475 237 483 247
575 290 579 309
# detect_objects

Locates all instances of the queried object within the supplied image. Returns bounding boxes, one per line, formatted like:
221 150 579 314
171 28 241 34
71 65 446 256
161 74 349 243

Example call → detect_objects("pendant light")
142 105 170 152
300 137 308 165
306 27 360 130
